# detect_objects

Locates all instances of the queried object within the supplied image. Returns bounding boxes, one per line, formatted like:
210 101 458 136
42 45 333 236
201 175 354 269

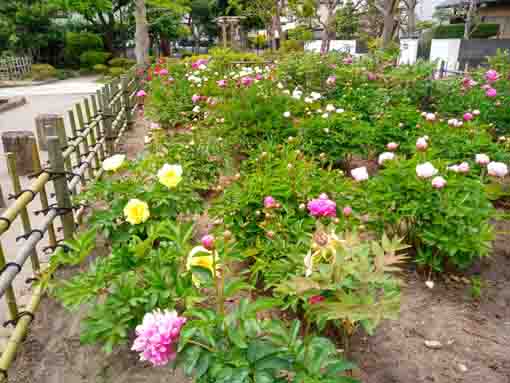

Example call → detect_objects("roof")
436 0 502 8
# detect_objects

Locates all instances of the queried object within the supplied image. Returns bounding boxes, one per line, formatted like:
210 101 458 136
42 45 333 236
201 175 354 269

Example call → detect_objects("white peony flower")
487 162 508 177
416 162 438 178
336 108 345 114
475 154 490 165
102 154 125 172
310 92 321 101
283 111 291 118
378 152 395 165
351 166 369 181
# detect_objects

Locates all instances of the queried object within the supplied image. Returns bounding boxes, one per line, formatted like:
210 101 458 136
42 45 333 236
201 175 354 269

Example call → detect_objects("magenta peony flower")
307 194 337 218
486 87 497 98
342 206 352 217
343 56 353 65
463 112 473 121
485 69 499 83
217 79 227 87
241 76 254 87
255 73 263 81
462 77 477 89
191 59 208 69
367 72 377 81
136 90 147 97
159 68 169 76
201 234 215 250
264 196 277 209
131 309 187 366
308 295 325 304
191 94 201 103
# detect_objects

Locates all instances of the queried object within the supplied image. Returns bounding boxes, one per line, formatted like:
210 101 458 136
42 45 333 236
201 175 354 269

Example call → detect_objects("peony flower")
304 96 314 103
201 234 215 250
264 196 277 209
136 89 147 97
378 152 395 165
351 166 369 181
158 68 169 76
485 69 499 83
463 112 473 121
307 194 337 217
157 164 183 188
325 104 336 112
217 79 227 87
487 162 508 177
425 113 436 122
131 309 186 366
326 76 336 86
416 137 429 151
486 87 497 98
255 73 263 81
431 176 446 189
277 82 284 89
192 105 200 113
292 89 303 100
342 206 352 217
343 56 353 65
308 295 325 304
472 109 480 116
191 94 201 103
241 76 254 86
124 199 150 225
186 246 218 285
367 72 377 81
458 162 470 173
321 113 329 119
283 111 291 118
310 92 321 101
387 142 399 151
416 162 438 178
102 154 125 172
475 154 490 165
336 108 345 114
462 77 477 89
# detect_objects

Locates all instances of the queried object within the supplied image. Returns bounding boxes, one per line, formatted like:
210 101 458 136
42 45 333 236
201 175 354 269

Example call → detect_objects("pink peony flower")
136 90 147 97
425 113 436 122
255 73 263 81
131 309 187 366
201 234 215 250
462 77 477 89
485 69 499 83
351 166 369 181
159 68 169 76
217 79 227 87
342 206 352 217
387 142 399 151
486 87 497 98
241 76 254 87
191 94 201 103
326 76 336 86
463 112 473 121
367 72 377 81
378 152 395 165
308 295 325 304
191 59 208 69
475 154 490 165
343 56 353 65
264 196 277 209
416 137 428 151
416 162 438 178
487 162 508 177
307 194 337 218
431 176 447 189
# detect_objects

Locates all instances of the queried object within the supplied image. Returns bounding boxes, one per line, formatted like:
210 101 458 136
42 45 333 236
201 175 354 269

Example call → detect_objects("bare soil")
7 117 510 383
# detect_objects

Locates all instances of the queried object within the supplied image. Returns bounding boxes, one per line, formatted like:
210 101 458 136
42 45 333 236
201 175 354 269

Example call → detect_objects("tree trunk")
160 38 171 57
134 0 150 66
407 0 417 36
464 0 478 39
381 0 398 47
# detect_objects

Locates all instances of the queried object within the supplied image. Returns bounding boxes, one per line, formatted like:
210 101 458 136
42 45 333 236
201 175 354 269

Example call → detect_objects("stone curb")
0 79 60 89
0 96 27 113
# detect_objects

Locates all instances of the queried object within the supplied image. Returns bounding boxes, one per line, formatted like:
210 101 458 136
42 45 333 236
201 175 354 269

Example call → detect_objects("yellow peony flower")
157 164 183 189
102 154 126 172
187 246 219 286
123 199 150 225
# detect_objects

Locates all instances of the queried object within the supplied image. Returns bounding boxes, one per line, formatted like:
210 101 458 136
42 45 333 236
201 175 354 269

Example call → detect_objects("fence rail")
0 68 140 381
0 57 32 81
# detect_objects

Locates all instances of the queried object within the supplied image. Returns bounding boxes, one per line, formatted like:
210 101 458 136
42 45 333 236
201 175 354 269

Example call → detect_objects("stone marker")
35 113 60 151
1 131 36 176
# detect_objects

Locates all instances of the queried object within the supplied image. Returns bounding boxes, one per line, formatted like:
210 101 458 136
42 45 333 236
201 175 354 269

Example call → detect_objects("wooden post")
47 136 75 240
91 94 105 161
102 87 114 155
0 184 5 208
31 141 57 247
75 103 94 180
6 152 40 273
1 131 35 176
55 116 77 196
68 110 86 187
35 114 60 151
84 98 101 172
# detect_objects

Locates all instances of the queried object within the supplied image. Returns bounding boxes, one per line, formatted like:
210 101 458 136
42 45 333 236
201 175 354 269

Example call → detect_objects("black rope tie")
34 204 75 217
16 229 44 242
0 217 12 230
43 241 70 254
3 311 35 327
8 189 37 203
25 277 39 284
0 262 22 275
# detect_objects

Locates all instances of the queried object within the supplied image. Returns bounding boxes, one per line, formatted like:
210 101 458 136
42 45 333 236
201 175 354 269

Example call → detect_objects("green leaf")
224 277 252 298
254 370 274 383
254 356 290 371
194 352 211 378
247 340 280 363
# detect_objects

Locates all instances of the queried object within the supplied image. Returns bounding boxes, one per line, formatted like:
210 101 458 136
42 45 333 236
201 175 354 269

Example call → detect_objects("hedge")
433 23 500 39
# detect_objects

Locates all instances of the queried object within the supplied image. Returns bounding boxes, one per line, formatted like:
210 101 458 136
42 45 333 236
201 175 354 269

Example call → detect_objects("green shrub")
64 32 104 66
31 64 57 80
80 51 111 68
433 23 500 39
281 40 304 53
107 57 136 68
55 69 76 80
93 64 109 75
108 67 125 77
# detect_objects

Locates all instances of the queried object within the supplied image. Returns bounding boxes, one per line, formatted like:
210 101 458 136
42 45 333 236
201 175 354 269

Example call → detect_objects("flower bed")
49 52 510 382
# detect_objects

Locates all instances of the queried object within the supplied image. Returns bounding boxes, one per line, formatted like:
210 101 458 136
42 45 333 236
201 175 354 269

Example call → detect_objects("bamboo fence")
0 68 140 381
0 57 32 81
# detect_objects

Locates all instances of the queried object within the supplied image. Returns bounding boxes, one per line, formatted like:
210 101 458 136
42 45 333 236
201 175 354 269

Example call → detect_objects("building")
437 0 510 37
416 0 444 20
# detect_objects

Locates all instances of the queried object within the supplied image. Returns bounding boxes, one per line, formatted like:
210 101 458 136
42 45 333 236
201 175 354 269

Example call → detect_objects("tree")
373 0 400 47
464 0 479 39
336 0 363 40
135 0 149 65
402 0 417 36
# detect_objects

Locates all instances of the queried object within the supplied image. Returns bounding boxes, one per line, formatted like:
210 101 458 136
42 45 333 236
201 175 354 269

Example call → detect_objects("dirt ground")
7 116 510 383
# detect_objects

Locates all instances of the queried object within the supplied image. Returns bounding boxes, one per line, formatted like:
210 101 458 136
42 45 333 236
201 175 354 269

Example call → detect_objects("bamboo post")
54 117 77 196
47 137 75 240
122 75 133 128
31 142 57 247
0 242 19 321
0 184 5 208
91 95 105 161
75 103 94 180
102 87 114 155
84 98 101 172
1 132 36 176
6 152 40 273
68 110 86 187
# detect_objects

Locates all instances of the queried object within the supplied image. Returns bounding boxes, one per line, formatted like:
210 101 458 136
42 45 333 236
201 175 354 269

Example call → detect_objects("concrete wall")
458 39 510 67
